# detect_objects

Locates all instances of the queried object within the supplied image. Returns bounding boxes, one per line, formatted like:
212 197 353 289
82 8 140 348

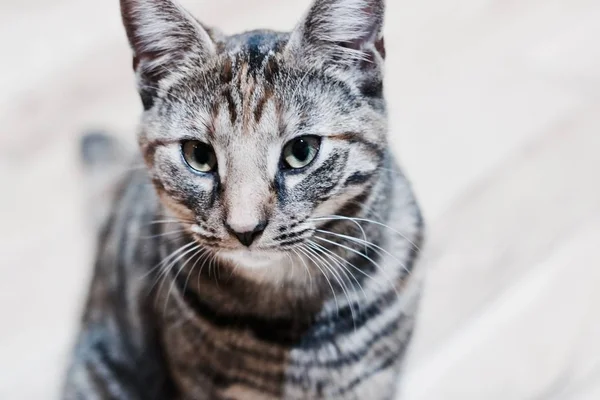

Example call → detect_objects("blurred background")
1 0 599 398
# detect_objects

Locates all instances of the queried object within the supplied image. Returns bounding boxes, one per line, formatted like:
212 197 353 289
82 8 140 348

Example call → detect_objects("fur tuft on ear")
120 0 215 107
286 0 386 69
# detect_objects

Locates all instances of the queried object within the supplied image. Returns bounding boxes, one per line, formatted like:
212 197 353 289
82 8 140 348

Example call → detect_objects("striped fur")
63 0 424 399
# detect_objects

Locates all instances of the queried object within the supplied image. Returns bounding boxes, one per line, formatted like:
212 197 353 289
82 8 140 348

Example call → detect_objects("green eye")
182 141 217 173
282 136 321 170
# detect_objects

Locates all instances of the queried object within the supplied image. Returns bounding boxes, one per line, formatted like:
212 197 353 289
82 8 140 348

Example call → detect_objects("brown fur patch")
253 87 274 123
264 57 280 84
222 87 237 125
238 63 257 132
141 139 168 166
221 58 233 83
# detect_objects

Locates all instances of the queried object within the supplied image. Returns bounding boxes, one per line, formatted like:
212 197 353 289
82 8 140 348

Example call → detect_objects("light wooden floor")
1 0 599 398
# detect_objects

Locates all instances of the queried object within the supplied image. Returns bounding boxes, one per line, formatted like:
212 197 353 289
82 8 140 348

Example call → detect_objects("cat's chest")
159 294 408 400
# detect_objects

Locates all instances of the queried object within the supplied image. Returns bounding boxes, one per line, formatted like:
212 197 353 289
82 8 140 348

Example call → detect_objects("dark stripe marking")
253 87 273 123
222 87 237 125
344 171 375 187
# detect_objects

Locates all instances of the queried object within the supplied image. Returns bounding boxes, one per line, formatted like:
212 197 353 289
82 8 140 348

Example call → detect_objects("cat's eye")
281 136 321 170
181 141 217 173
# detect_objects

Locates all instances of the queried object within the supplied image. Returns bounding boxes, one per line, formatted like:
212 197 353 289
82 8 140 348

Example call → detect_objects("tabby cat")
63 0 424 398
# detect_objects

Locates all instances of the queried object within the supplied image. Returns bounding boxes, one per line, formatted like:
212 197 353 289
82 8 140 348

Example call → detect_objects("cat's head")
121 0 388 269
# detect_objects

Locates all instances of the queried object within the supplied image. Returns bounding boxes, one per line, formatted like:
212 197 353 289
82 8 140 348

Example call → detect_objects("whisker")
207 252 220 288
140 229 186 239
140 241 197 282
305 244 348 296
308 239 378 285
315 229 410 274
183 248 209 293
291 248 313 291
308 240 368 303
314 235 400 299
308 215 369 253
312 216 421 252
307 242 360 328
297 245 339 313
197 249 213 290
285 252 296 282
227 258 241 282
154 243 201 292
164 245 202 312
151 243 201 308
303 245 350 318
147 219 193 226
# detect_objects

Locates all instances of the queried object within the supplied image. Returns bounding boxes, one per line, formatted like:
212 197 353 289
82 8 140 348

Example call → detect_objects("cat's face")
121 0 387 269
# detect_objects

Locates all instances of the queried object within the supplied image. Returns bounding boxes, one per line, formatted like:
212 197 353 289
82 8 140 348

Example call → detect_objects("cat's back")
65 138 175 399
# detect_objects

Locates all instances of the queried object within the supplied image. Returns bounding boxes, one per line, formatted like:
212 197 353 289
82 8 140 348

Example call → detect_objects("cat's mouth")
188 227 303 270
218 248 287 269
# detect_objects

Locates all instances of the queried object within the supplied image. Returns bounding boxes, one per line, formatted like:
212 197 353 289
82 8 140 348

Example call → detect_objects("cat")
63 0 424 399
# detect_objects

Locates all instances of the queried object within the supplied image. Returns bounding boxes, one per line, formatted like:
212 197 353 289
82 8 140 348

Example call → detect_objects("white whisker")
308 240 368 303
308 215 368 252
141 229 186 239
292 248 313 291
183 247 209 293
140 241 197 282
298 245 339 313
154 243 200 290
307 242 361 327
303 244 353 321
314 235 400 299
316 229 410 274
164 245 202 312
310 215 421 252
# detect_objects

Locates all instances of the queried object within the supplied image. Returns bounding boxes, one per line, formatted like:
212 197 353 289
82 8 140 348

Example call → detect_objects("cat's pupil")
194 144 210 165
292 139 310 161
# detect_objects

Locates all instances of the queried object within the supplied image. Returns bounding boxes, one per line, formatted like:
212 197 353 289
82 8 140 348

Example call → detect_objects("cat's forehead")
221 30 289 68
160 30 364 144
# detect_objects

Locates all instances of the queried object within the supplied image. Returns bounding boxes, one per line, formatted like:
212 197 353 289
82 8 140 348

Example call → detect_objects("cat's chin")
218 249 287 270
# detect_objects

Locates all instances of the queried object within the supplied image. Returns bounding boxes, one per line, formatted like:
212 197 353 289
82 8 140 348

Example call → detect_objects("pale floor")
1 0 599 398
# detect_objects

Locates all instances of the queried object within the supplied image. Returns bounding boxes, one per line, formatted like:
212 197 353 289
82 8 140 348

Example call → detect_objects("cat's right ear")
286 0 386 71
120 0 215 109
286 0 385 81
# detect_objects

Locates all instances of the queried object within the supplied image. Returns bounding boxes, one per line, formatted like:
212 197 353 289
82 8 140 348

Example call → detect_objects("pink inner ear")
338 35 385 66
337 3 383 53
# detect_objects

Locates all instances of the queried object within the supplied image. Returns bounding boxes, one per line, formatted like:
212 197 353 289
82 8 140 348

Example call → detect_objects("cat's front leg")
63 324 172 400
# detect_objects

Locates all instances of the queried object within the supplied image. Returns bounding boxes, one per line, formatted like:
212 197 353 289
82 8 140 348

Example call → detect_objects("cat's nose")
226 221 267 247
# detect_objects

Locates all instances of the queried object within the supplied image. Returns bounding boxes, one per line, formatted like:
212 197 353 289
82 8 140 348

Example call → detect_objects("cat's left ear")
286 0 385 71
120 0 216 109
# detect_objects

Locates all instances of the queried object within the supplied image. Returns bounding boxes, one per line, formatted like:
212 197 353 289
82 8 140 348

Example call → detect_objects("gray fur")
63 0 424 399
